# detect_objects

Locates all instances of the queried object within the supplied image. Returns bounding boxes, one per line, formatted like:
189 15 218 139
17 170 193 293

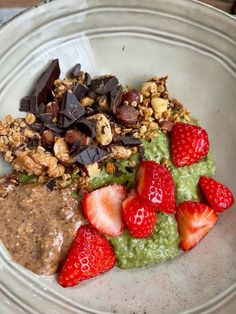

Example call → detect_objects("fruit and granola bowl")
0 59 234 288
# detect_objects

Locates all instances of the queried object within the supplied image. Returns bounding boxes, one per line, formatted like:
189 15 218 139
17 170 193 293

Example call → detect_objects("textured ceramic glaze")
0 0 235 313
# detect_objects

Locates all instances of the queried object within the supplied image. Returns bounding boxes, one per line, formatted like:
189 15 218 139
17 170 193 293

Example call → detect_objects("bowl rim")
0 0 235 33
0 1 235 314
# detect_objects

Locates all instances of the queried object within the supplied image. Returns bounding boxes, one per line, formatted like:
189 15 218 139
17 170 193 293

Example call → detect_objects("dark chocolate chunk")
84 72 91 86
85 106 95 116
38 113 52 124
35 59 60 106
44 123 64 134
29 122 44 132
110 85 123 114
58 91 85 128
70 141 82 156
46 179 56 191
28 135 40 149
19 97 30 112
73 83 89 101
74 146 108 166
75 118 96 138
88 76 119 98
113 136 141 146
138 145 145 161
71 63 81 77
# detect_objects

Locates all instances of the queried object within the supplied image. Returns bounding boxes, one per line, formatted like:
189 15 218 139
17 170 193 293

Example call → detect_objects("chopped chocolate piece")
138 145 145 161
20 95 45 115
84 72 91 86
29 122 44 132
28 135 40 149
116 105 139 127
46 179 56 191
113 136 141 146
76 118 96 138
85 106 95 116
74 146 108 166
38 113 52 124
110 85 123 114
160 120 174 132
37 103 46 114
35 59 60 106
73 83 89 101
44 123 64 134
19 97 30 112
88 76 119 98
70 141 82 156
58 91 85 128
71 64 81 77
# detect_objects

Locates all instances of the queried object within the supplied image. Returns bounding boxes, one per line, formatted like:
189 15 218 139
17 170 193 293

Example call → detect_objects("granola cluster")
0 60 195 187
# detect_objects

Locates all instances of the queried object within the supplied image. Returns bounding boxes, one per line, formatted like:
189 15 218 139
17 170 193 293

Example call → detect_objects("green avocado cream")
90 133 215 269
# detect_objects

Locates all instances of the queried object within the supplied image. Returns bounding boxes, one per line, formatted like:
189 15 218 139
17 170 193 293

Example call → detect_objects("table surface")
0 0 235 12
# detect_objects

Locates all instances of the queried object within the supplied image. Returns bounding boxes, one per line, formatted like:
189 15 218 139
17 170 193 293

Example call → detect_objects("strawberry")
171 122 209 167
199 176 234 213
82 184 127 237
122 191 157 238
136 160 175 213
58 225 116 287
176 201 218 251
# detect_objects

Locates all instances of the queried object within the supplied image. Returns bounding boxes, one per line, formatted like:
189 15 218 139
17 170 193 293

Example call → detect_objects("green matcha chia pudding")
90 134 215 269
1 59 233 289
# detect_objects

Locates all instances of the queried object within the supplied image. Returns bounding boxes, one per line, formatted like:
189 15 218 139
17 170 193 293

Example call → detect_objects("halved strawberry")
199 176 234 213
171 122 209 167
136 160 175 213
176 201 218 251
58 225 116 287
122 191 157 238
82 184 127 237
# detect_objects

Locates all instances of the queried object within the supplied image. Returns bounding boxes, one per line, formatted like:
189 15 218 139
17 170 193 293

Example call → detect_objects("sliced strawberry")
122 191 157 238
58 225 116 287
176 201 218 251
171 122 209 167
136 160 175 213
82 184 127 237
199 176 234 213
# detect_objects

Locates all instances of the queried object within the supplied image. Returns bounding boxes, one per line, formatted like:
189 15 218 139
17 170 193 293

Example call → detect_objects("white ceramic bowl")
0 1 235 313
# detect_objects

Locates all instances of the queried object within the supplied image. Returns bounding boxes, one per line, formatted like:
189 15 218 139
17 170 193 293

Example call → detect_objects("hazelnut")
64 130 89 145
116 106 139 127
46 102 59 119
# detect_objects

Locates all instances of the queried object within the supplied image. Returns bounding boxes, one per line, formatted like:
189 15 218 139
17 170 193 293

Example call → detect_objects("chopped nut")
85 163 101 178
90 113 113 146
5 115 14 124
105 161 116 174
46 102 59 119
160 121 173 132
42 130 55 146
110 146 132 159
80 96 94 107
151 98 168 115
140 82 157 97
98 95 109 110
161 158 171 170
25 113 36 125
53 138 72 162
64 130 89 145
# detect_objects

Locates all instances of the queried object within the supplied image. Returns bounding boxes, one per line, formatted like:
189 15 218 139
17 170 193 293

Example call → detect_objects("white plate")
0 0 236 313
